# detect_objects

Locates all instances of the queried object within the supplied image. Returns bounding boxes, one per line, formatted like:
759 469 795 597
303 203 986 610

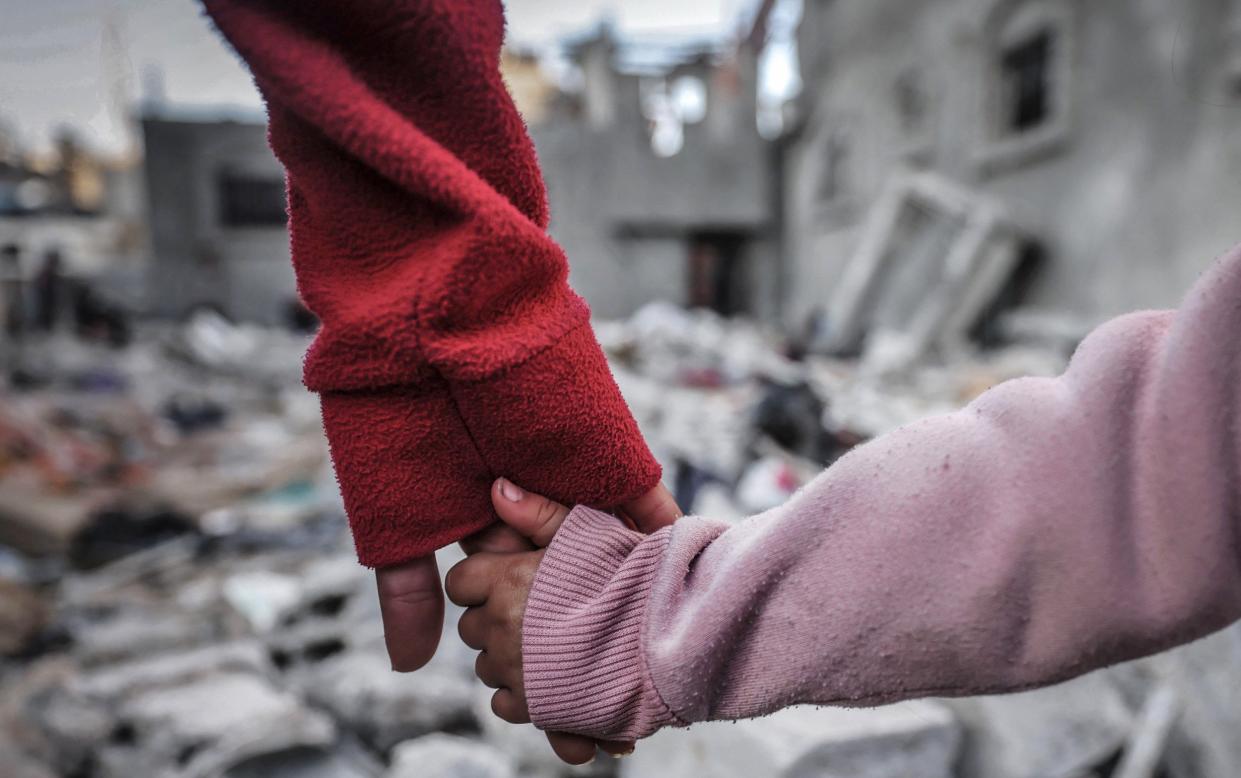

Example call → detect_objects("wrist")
521 506 681 740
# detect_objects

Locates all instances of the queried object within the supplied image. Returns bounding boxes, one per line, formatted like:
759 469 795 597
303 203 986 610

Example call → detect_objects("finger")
376 555 444 672
620 482 682 533
545 732 597 765
490 688 530 724
460 520 535 555
444 554 501 607
599 740 637 757
474 651 504 689
491 478 571 548
456 607 488 650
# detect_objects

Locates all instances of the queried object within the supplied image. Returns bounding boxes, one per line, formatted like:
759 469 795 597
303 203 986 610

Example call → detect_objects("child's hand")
444 479 557 723
446 478 640 763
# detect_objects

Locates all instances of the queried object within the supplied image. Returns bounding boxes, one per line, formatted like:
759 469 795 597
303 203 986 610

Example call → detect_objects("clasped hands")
374 478 681 764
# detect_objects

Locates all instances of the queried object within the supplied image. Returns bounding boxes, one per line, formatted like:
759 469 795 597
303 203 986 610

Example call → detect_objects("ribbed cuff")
320 381 495 568
522 506 681 741
318 320 662 568
451 321 663 510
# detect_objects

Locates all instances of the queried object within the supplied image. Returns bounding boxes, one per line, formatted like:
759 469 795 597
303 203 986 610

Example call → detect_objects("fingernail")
498 478 523 502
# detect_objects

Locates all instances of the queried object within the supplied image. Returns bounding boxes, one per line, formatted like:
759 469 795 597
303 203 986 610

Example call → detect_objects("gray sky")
0 0 754 157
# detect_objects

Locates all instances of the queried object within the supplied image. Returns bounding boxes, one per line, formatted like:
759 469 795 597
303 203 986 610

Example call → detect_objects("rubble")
222 739 383 778
0 304 1236 778
0 577 48 655
0 483 109 557
944 672 1134 778
300 649 477 753
1114 684 1180 778
469 686 577 777
620 701 961 778
387 734 515 778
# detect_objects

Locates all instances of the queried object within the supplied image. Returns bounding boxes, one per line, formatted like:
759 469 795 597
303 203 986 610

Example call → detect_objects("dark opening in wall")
687 231 748 316
895 71 927 135
218 172 287 228
816 128 851 203
1001 28 1054 134
970 238 1047 347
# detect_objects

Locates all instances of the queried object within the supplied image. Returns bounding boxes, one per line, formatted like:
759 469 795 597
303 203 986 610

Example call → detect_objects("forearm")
524 246 1241 740
201 0 660 565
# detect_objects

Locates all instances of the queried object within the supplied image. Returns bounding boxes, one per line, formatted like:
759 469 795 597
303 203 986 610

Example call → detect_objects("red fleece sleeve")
201 0 661 567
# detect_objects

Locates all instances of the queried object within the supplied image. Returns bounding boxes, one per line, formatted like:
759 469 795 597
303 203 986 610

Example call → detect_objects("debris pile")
1 307 1238 778
598 300 1241 778
600 300 1069 519
1 311 652 778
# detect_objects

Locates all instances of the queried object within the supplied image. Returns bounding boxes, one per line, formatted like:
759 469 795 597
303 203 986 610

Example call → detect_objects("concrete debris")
597 301 799 388
71 640 272 700
0 744 58 778
71 605 219 666
733 448 821 514
1119 624 1241 778
945 672 1134 778
469 686 571 777
223 570 304 633
301 649 477 753
0 484 107 557
1114 683 1180 778
0 577 48 656
119 672 336 777
1 308 1237 778
621 701 960 778
223 739 383 778
387 734 516 778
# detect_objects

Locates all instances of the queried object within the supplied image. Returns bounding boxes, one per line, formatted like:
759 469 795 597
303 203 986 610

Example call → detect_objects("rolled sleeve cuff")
522 506 681 741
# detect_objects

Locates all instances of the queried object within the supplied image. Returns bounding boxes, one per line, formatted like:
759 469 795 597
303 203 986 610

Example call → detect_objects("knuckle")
491 691 528 723
490 691 509 717
534 497 559 526
457 611 480 646
389 587 441 608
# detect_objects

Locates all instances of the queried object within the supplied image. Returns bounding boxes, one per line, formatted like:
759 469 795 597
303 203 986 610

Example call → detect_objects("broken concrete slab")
222 739 383 778
945 671 1133 778
71 640 272 700
71 605 219 665
22 680 115 776
119 671 335 778
387 734 515 778
300 648 476 753
620 701 960 778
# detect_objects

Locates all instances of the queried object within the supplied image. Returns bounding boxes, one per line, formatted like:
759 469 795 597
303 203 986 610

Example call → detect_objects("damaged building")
4 4 1241 778
131 0 1241 352
783 0 1241 356
528 22 781 321
142 115 297 325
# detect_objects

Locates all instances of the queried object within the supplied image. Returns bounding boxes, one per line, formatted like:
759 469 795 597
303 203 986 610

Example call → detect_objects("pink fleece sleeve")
521 245 1241 741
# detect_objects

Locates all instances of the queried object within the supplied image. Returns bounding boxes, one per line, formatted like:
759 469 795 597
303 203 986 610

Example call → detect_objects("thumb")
376 554 444 672
619 482 683 533
490 478 570 548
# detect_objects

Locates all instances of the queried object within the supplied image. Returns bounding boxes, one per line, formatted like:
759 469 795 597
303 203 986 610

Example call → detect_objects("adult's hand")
377 520 535 672
375 480 681 667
